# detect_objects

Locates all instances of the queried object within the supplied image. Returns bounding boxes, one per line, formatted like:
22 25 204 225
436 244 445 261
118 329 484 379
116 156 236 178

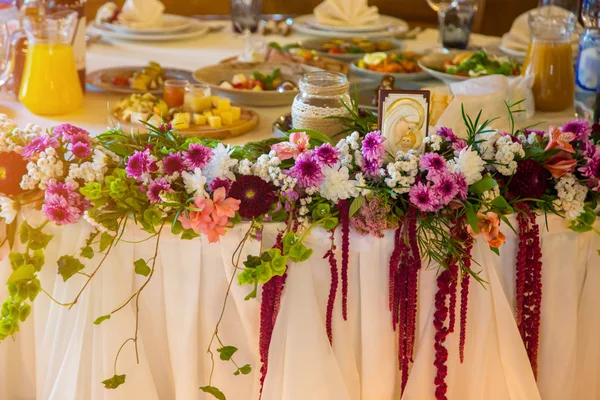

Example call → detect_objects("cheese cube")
212 109 221 117
147 114 163 128
208 116 222 129
215 97 231 111
172 113 190 129
198 96 213 111
203 110 213 117
221 111 233 126
230 106 241 121
193 113 207 125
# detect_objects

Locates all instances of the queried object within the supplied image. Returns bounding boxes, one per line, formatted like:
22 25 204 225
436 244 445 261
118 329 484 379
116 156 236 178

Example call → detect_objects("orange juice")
523 40 574 112
19 43 83 115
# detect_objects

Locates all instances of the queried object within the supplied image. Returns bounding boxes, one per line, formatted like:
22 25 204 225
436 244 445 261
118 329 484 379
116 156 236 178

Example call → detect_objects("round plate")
293 14 408 39
193 62 321 107
350 61 430 82
304 15 392 33
87 67 195 94
102 14 193 34
300 37 403 62
88 19 208 42
498 43 526 59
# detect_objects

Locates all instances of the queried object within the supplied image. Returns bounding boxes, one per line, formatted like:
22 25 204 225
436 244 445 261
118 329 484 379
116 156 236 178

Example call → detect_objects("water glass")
442 0 478 49
425 0 460 51
230 0 263 34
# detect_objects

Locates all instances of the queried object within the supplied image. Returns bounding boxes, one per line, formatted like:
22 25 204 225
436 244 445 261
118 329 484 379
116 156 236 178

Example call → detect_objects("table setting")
0 0 599 399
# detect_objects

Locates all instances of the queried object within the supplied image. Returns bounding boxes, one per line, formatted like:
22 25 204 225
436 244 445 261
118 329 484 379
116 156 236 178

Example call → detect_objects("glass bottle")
522 6 576 112
291 71 351 138
575 0 600 122
47 0 86 92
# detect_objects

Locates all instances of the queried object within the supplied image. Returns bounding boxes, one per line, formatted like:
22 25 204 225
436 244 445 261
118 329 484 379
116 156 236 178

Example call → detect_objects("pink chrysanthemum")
147 178 172 203
42 193 82 225
453 172 468 200
21 135 59 159
362 157 382 177
126 149 153 179
289 152 324 187
71 141 91 158
209 177 232 194
438 127 467 151
420 153 446 173
409 182 440 212
46 181 76 199
314 143 339 166
162 152 185 175
361 130 386 161
562 120 591 141
431 172 459 205
53 124 90 142
184 143 213 169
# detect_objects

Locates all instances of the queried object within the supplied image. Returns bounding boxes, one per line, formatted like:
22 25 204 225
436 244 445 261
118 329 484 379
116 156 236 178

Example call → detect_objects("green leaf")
143 208 163 226
465 203 479 235
468 177 497 195
99 232 114 252
491 195 513 213
234 364 252 376
93 314 111 325
321 217 338 231
102 374 126 389
7 264 35 285
8 252 26 270
57 255 85 282
134 259 151 277
80 246 94 259
6 219 17 249
28 230 53 250
181 229 199 240
19 221 31 244
217 345 238 361
200 386 226 400
349 195 364 218
30 250 45 271
490 246 500 256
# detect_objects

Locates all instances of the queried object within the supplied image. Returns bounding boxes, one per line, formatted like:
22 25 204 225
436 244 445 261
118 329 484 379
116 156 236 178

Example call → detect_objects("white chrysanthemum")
454 147 485 185
555 174 588 220
181 168 207 198
0 196 17 224
319 165 359 202
203 143 238 183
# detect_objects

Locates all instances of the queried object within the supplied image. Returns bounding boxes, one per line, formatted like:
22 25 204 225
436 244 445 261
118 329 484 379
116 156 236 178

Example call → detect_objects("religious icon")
378 90 430 155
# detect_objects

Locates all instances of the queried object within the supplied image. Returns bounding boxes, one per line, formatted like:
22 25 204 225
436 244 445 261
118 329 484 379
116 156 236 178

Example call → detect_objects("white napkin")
117 0 165 28
501 6 580 53
436 75 535 138
314 0 379 27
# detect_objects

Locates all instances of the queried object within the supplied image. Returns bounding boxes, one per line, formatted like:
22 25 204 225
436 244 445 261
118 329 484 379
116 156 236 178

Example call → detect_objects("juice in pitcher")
19 43 83 115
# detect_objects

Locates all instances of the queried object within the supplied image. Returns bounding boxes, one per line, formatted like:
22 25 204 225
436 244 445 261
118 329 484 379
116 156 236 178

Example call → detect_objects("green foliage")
234 364 252 376
134 259 151 277
200 386 226 400
57 256 85 282
568 207 597 233
349 195 364 218
93 314 111 325
102 374 126 389
217 346 237 361
468 176 498 195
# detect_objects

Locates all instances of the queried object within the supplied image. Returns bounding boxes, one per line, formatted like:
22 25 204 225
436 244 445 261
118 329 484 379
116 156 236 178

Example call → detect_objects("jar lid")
299 71 349 96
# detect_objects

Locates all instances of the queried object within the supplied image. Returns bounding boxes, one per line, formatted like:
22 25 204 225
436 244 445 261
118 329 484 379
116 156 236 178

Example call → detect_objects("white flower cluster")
64 147 117 188
336 131 359 169
476 130 501 161
237 151 298 193
494 136 525 176
481 186 501 203
0 121 43 153
423 134 443 152
20 147 64 190
555 174 588 220
385 150 419 195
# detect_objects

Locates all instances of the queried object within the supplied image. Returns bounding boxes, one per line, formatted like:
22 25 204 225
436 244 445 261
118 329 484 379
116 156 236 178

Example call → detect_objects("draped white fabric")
1 215 599 400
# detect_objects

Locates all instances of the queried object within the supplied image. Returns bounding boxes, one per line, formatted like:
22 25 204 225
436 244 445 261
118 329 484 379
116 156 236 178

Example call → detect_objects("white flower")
454 147 485 185
494 136 525 176
181 168 207 198
555 174 587 220
476 130 501 161
423 134 443 151
354 172 370 196
203 143 238 183
481 186 501 203
0 196 17 224
319 165 359 202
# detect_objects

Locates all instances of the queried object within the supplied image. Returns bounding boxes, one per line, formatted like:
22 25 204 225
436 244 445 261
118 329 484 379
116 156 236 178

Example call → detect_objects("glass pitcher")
18 10 83 115
522 6 576 112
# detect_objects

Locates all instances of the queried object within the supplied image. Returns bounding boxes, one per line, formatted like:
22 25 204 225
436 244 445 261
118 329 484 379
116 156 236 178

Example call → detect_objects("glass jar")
184 83 212 113
291 71 351 138
163 79 187 109
522 7 576 112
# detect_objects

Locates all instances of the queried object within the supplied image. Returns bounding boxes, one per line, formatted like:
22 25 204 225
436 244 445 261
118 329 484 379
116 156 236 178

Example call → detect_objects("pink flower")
545 126 576 154
42 193 82 225
466 211 506 248
162 152 185 175
53 124 89 142
271 131 310 160
289 151 325 187
179 196 214 232
71 141 91 158
211 187 240 224
126 149 153 179
543 152 577 179
184 143 213 169
21 135 59 159
147 178 172 203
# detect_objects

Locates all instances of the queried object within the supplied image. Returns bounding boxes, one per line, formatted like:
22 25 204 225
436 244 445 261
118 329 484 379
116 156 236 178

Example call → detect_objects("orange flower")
0 151 28 196
545 126 576 154
543 152 577 179
466 211 506 248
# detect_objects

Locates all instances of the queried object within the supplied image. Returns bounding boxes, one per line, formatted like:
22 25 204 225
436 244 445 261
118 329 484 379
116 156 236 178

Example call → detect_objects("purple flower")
42 193 82 225
579 144 600 190
523 129 545 137
453 172 468 200
437 127 467 151
184 143 213 169
53 124 90 142
147 178 172 203
314 143 339 166
71 141 91 158
361 131 386 161
209 177 232 194
162 152 185 175
159 122 172 133
21 135 59 159
431 172 459 205
281 189 299 212
46 181 76 199
409 182 441 212
289 152 324 187
126 149 153 179
420 153 446 173
362 157 382 177
562 120 591 141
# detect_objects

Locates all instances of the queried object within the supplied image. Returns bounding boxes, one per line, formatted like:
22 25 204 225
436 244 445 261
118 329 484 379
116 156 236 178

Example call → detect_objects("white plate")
498 43 526 59
87 66 194 94
350 62 430 82
102 14 193 34
293 14 408 39
304 15 392 33
88 19 208 42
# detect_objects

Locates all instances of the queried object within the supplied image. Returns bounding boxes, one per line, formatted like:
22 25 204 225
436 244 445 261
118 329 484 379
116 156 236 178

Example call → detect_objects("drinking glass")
426 0 460 50
0 23 13 89
163 79 188 109
230 0 263 34
442 0 478 49
538 0 579 13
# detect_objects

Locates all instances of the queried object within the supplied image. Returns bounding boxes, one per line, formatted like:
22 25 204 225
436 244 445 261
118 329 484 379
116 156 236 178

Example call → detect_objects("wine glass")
426 0 460 51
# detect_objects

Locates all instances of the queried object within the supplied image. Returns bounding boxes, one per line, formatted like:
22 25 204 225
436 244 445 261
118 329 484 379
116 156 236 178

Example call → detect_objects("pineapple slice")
193 113 207 125
215 97 231 111
208 116 222 129
172 113 190 129
221 111 233 126
230 106 241 122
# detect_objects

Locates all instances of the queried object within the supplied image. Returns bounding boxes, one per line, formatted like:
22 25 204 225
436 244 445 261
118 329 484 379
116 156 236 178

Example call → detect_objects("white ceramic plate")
304 15 392 33
87 66 195 94
300 38 403 62
193 62 321 107
102 14 193 34
293 14 408 39
350 60 430 82
498 43 526 59
88 19 208 42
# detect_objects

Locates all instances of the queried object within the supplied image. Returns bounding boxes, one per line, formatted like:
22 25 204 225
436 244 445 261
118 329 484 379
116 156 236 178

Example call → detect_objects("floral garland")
0 105 599 399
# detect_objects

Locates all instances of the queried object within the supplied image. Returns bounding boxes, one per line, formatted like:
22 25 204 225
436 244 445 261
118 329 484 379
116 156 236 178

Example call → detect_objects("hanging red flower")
229 175 277 219
0 151 28 196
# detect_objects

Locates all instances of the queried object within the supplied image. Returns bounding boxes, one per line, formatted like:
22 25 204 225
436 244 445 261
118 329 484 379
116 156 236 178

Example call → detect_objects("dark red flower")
508 159 550 199
0 152 28 196
229 175 277 218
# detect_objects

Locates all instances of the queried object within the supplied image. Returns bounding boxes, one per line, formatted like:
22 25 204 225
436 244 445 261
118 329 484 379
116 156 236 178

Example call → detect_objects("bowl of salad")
418 50 522 84
300 37 403 61
350 51 430 81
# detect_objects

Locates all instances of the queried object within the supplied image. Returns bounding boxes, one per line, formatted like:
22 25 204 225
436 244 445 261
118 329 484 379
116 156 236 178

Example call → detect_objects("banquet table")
0 25 599 400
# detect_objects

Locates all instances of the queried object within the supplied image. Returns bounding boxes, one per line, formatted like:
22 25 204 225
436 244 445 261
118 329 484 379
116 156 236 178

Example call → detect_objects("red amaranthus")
324 231 338 344
338 200 350 321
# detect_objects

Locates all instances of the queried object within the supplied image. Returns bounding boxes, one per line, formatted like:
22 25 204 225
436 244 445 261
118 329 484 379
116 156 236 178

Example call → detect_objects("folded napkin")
436 75 535 138
501 6 580 52
118 0 165 28
314 0 379 27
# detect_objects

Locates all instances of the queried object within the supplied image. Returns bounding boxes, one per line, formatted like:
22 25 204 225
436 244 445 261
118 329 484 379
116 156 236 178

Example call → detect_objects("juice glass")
163 79 188 109
18 10 82 115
